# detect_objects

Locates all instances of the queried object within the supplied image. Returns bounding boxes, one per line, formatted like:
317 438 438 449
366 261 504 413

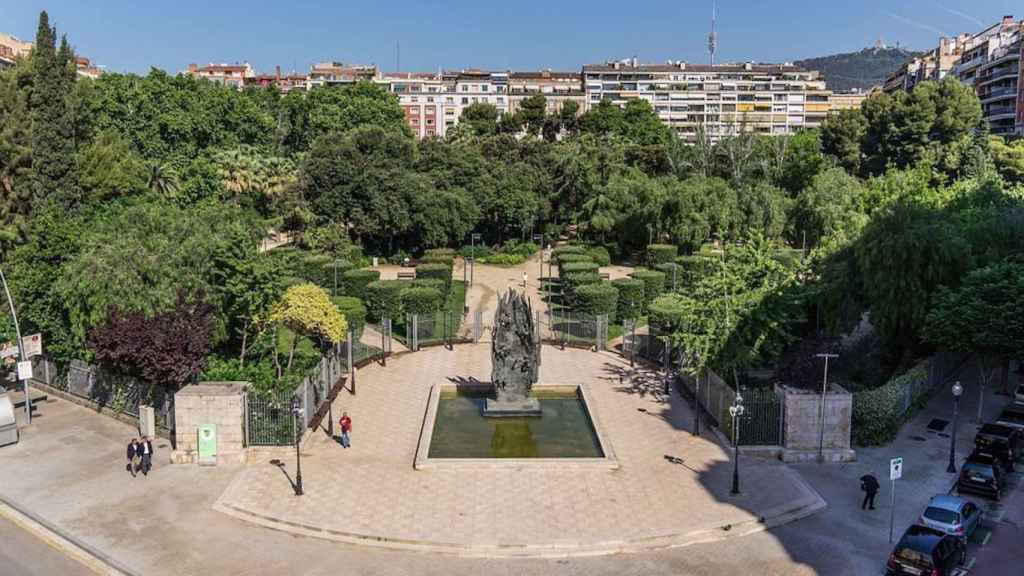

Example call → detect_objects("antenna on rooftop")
708 1 718 66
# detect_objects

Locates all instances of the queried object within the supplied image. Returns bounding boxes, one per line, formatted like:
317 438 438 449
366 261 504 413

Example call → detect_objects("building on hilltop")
582 59 831 142
244 65 308 93
952 15 1022 137
75 56 102 79
0 32 33 69
306 61 377 88
185 62 255 88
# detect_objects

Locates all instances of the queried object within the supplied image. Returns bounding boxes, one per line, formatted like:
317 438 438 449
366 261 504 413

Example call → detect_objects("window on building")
461 97 468 104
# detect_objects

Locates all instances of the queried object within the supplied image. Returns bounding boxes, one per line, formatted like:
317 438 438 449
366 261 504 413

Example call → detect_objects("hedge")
631 269 666 310
655 263 683 291
402 287 443 315
852 360 931 446
364 280 406 322
675 254 718 289
560 261 599 276
552 245 587 258
341 269 380 300
574 282 619 322
585 246 611 267
416 263 452 294
648 293 688 336
412 278 445 293
324 259 354 292
424 248 456 259
299 253 334 287
332 296 366 340
556 252 593 267
459 245 493 259
612 278 645 320
647 244 678 266
480 253 525 266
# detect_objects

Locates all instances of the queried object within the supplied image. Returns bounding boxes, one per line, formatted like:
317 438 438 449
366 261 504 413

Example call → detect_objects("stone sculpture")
485 289 541 417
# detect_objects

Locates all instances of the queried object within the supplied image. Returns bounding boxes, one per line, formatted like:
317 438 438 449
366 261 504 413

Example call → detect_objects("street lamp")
0 266 28 423
730 394 745 495
947 381 963 473
469 233 481 287
532 233 543 285
815 353 839 464
290 396 304 496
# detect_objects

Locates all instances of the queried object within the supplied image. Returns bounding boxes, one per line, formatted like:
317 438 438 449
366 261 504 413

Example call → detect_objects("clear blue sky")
1 1 1020 74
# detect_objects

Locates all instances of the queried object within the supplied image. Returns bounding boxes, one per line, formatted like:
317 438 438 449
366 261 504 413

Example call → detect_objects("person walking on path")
339 413 352 448
860 473 880 510
139 437 154 476
126 438 139 477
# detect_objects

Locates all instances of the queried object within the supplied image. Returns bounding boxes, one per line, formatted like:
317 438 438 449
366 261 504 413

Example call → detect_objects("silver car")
917 495 982 541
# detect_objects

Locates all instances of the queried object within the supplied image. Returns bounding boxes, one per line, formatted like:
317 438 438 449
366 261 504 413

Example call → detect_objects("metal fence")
400 311 465 351
545 311 609 350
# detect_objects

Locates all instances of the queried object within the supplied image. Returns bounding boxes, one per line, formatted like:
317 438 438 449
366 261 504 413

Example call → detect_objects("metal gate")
245 390 295 446
734 387 784 446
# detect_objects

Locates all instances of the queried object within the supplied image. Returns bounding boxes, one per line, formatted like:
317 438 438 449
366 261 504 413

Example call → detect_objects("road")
0 514 92 576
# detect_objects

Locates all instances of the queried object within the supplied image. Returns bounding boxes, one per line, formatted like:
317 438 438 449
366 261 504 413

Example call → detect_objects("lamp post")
470 233 481 287
532 233 543 286
947 381 963 473
647 224 653 247
0 266 28 423
815 353 839 463
730 394 745 495
290 396 304 496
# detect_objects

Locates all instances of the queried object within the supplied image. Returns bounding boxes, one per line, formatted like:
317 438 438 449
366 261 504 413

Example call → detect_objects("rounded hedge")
611 278 645 320
423 248 456 259
560 261 599 276
415 263 452 294
401 287 443 315
631 269 666 310
332 296 367 340
574 282 619 322
585 246 611 267
655 262 683 290
647 244 679 266
648 294 688 336
341 269 380 300
552 244 587 258
299 253 334 287
421 254 455 267
364 280 405 322
561 271 601 305
411 278 445 293
556 253 593 271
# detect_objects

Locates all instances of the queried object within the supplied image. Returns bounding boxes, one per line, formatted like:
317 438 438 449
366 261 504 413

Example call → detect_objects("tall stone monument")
485 289 541 417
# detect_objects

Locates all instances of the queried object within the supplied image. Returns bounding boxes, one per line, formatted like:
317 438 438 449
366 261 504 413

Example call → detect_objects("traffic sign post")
889 457 903 543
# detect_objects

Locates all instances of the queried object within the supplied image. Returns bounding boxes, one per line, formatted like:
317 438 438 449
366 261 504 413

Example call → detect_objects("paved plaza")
215 344 823 556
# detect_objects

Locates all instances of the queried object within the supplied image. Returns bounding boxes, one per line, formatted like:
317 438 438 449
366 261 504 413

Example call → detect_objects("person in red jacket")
339 412 352 448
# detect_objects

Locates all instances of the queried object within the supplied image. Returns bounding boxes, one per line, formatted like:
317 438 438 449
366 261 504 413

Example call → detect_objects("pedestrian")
339 412 352 448
140 436 154 476
860 473 879 510
126 438 138 477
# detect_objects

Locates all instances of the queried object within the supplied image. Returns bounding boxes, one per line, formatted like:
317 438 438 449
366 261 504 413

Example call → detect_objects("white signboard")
890 457 903 481
21 334 42 358
16 360 32 381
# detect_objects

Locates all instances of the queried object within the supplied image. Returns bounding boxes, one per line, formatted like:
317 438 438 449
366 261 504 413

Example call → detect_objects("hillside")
795 46 922 92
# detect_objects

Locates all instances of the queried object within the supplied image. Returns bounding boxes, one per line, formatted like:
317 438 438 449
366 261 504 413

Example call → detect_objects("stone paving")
215 343 823 556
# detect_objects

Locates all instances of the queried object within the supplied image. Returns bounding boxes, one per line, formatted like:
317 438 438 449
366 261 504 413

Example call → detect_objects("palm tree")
147 162 179 197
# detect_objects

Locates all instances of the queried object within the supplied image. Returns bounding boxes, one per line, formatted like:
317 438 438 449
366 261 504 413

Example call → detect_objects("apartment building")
185 62 254 88
508 70 585 115
884 34 972 93
953 16 1022 137
245 66 308 93
583 59 831 142
306 61 377 89
378 72 451 139
829 91 867 112
0 32 32 69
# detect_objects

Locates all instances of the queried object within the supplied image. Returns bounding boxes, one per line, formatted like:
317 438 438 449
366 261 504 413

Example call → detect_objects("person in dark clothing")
126 439 138 477
139 437 154 476
860 473 880 510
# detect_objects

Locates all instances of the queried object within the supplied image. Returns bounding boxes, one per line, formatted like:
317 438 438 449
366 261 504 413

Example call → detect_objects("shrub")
655 263 683 291
459 244 493 259
421 254 455 267
480 252 525 266
675 254 718 289
332 296 367 340
364 280 406 322
299 253 334 287
631 269 666 310
647 244 678 266
341 269 380 300
852 361 930 446
402 287 443 315
416 263 452 294
552 244 586 258
648 294 688 336
412 278 445 293
500 240 539 258
424 248 456 259
574 282 619 322
324 259 354 292
560 261 599 276
556 252 592 266
585 246 611 267
562 271 601 305
611 278 645 320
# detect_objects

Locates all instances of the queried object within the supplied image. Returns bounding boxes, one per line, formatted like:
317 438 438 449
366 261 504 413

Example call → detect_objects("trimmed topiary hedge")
411 278 445 293
631 269 666 310
585 246 611 267
648 293 688 336
324 259 354 293
402 286 443 315
611 278 645 320
560 261 600 276
332 296 367 340
416 263 452 294
852 361 931 446
364 280 406 322
647 244 678 266
675 254 718 289
552 244 587 258
561 271 601 306
341 269 380 300
424 248 456 259
299 253 334 288
556 252 593 267
574 282 619 322
655 262 683 291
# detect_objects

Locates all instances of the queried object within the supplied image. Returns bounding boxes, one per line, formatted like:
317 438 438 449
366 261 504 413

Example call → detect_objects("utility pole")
815 353 839 463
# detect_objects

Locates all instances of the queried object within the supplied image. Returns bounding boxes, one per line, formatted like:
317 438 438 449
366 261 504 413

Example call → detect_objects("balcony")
984 105 1017 119
980 86 1018 102
977 68 1018 86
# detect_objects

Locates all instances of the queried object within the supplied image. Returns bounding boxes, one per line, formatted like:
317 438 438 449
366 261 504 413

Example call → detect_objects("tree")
821 108 867 175
30 11 79 204
459 103 499 136
990 136 1024 184
305 81 410 142
778 129 824 193
791 168 868 249
268 283 347 371
146 161 180 197
0 59 34 249
76 130 147 202
925 262 1024 395
558 100 580 136
519 94 547 136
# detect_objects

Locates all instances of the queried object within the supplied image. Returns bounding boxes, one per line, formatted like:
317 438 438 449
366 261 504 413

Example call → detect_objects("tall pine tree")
30 11 78 205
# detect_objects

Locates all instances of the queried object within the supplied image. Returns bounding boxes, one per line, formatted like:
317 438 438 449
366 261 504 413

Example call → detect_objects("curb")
212 466 828 558
0 493 139 576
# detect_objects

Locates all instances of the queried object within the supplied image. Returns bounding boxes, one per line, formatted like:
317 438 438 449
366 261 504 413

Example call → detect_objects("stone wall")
171 382 247 465
780 384 855 462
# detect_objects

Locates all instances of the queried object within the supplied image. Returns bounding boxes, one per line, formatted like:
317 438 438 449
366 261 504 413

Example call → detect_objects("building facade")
884 34 972 93
0 32 32 69
952 16 1022 137
507 70 585 115
378 72 451 139
306 62 377 88
829 91 867 112
583 59 831 142
185 62 255 88
244 66 308 93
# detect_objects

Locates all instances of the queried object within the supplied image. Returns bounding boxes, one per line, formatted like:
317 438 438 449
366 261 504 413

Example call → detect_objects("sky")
1 1 1021 75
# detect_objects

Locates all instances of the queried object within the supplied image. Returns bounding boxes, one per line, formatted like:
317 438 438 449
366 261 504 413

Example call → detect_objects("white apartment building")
306 61 378 89
953 16 1023 137
184 62 254 88
583 59 832 142
508 70 586 115
378 72 452 139
884 34 973 94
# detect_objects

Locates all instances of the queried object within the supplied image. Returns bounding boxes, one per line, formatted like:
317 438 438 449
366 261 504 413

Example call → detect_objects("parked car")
917 495 982 542
1016 382 1024 403
996 403 1024 430
957 450 1007 500
886 524 965 576
974 423 1022 472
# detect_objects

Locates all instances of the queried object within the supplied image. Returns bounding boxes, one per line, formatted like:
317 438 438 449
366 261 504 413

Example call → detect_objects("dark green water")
428 390 604 458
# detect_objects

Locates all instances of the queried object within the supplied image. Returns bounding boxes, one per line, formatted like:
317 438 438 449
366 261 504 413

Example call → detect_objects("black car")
975 423 1022 472
957 450 1007 500
886 524 965 576
996 403 1024 430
